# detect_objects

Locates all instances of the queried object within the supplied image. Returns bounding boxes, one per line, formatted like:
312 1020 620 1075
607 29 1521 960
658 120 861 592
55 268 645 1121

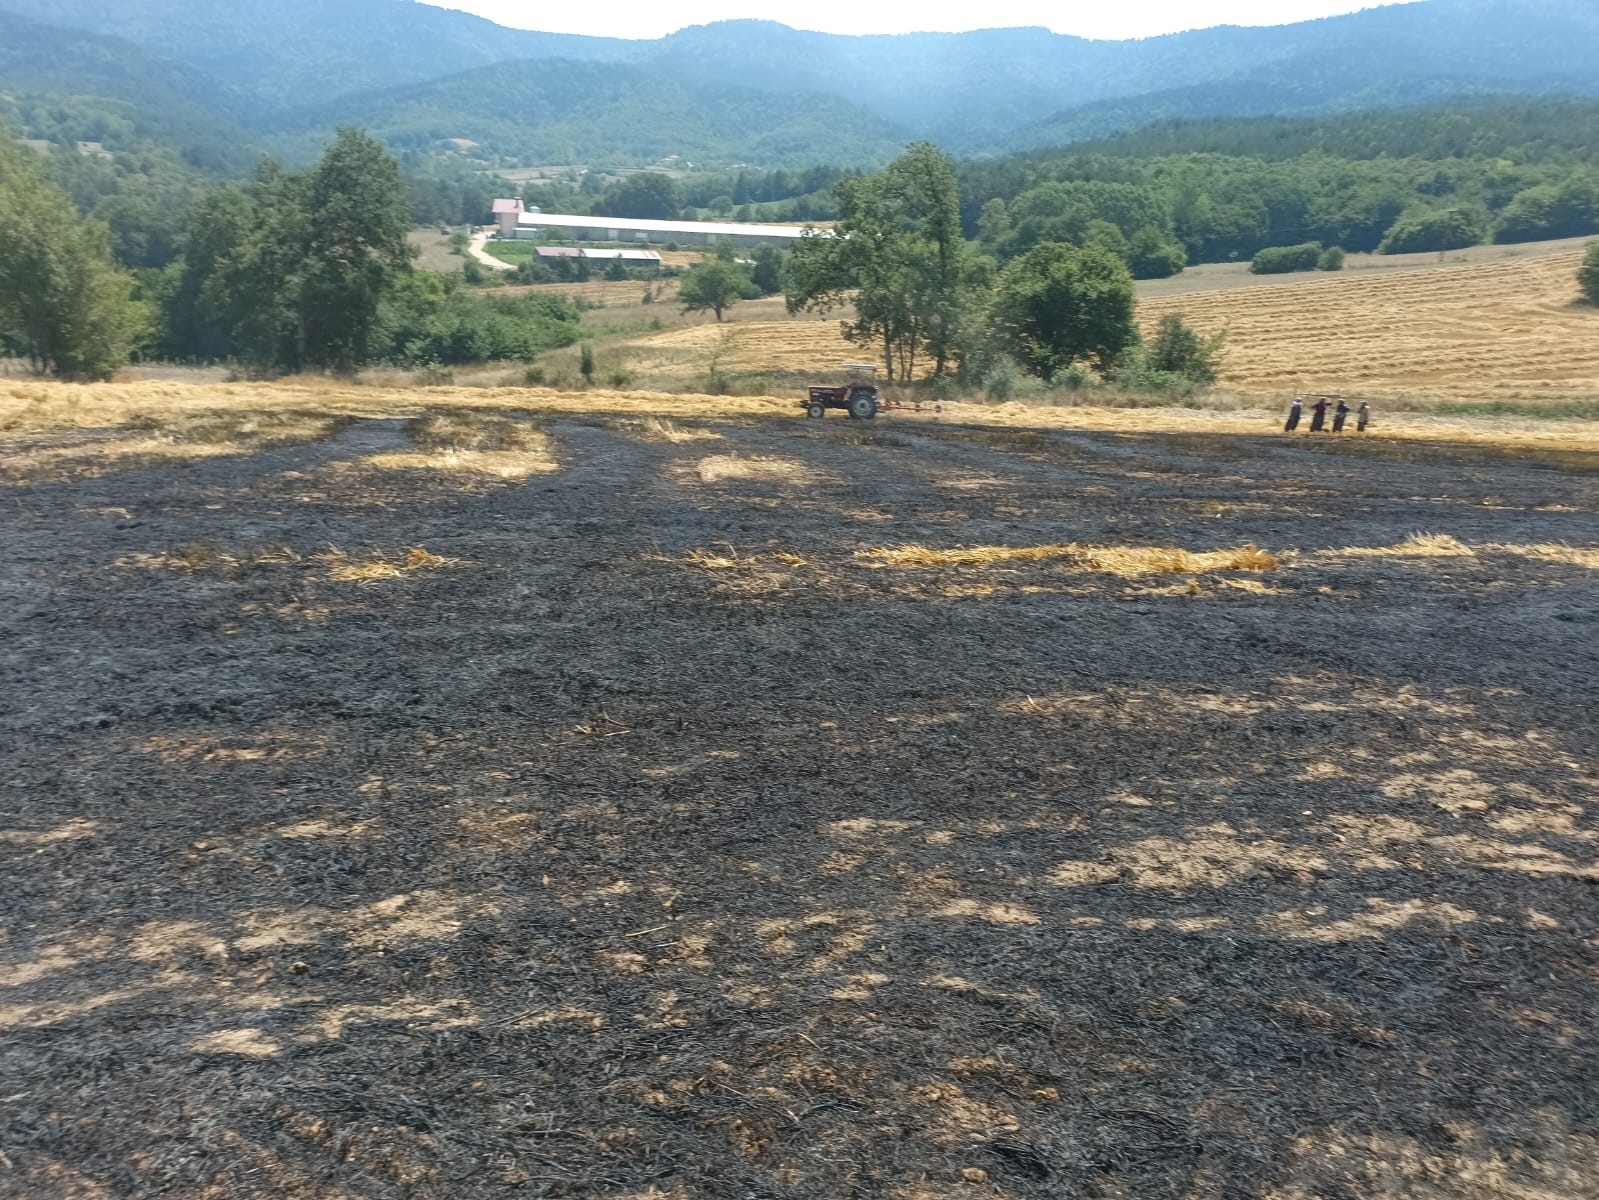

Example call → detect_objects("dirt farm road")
468 229 516 272
3 410 1598 1197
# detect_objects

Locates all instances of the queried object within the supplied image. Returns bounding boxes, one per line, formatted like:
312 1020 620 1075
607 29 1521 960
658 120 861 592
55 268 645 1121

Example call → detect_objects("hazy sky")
423 0 1410 41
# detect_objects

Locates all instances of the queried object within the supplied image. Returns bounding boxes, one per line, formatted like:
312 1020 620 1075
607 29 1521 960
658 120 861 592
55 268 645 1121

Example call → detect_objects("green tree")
988 243 1137 380
605 173 679 220
786 174 916 379
1147 313 1225 384
1127 226 1187 279
203 161 310 372
786 143 972 381
177 132 411 374
1496 177 1599 243
1379 206 1486 254
1317 246 1346 271
887 141 965 377
299 128 413 375
604 256 628 281
750 245 784 296
155 187 248 361
579 341 595 382
679 258 755 322
1494 184 1560 243
0 138 146 379
1580 241 1599 305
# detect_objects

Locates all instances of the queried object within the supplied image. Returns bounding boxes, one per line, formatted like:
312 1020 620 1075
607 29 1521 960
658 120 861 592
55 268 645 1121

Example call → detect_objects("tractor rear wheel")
806 401 826 419
848 393 878 420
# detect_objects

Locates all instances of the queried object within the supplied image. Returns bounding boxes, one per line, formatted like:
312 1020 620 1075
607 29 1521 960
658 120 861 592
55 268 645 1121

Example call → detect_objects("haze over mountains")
3 0 1598 166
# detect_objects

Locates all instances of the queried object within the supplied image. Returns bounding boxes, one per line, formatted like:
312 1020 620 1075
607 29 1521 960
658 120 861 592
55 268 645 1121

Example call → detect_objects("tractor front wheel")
806 401 826 419
848 393 878 420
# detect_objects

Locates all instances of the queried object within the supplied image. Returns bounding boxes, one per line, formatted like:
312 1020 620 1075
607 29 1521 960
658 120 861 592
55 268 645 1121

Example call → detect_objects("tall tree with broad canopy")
988 242 1137 380
786 142 969 381
299 128 413 375
173 130 411 374
0 136 146 380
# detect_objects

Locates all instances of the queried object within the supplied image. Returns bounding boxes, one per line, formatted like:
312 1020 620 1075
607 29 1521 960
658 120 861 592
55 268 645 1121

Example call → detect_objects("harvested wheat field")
624 318 868 377
1142 247 1598 403
616 243 1599 406
4 383 1599 1199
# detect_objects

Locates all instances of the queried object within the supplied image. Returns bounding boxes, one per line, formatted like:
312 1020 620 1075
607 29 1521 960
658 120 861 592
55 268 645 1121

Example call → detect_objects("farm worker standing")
1332 399 1351 433
1284 398 1303 431
1357 401 1371 433
1309 396 1330 433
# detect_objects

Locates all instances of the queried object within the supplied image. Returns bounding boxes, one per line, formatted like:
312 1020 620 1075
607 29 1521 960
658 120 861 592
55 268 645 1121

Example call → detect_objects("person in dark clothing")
1285 397 1303 431
1332 399 1350 433
1309 396 1330 432
1357 401 1370 433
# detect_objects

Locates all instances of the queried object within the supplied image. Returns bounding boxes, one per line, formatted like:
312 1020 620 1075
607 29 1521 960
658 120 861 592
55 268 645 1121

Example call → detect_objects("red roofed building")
492 198 523 238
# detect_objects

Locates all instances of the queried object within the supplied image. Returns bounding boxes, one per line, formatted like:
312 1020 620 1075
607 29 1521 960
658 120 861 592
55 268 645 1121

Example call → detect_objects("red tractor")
804 364 880 420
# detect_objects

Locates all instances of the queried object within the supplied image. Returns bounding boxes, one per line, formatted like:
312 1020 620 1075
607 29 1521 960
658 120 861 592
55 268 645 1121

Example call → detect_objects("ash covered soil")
3 408 1599 1199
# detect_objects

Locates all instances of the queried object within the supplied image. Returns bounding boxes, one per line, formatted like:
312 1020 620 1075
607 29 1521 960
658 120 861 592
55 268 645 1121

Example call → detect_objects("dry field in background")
1140 247 1597 402
3 387 1598 1198
1134 234 1598 299
608 240 1598 406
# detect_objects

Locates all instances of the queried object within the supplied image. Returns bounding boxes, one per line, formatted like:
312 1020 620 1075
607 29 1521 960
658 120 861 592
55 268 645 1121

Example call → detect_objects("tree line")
521 99 1599 284
784 143 1219 395
1 128 581 380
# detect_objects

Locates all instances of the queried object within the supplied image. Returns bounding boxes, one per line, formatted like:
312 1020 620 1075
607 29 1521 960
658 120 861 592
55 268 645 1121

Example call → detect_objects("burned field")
3 404 1599 1199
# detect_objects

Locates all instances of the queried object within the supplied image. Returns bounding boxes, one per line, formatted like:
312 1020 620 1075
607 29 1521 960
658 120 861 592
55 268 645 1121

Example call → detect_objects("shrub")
978 355 1021 400
1496 178 1599 244
1317 246 1346 271
378 275 581 366
1147 314 1226 384
579 342 595 383
1379 207 1486 254
1250 242 1323 275
1108 344 1196 395
1580 241 1599 305
1127 226 1187 279
989 243 1138 378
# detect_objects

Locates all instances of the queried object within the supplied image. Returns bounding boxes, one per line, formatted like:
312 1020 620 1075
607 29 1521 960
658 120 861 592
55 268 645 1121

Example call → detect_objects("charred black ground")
3 411 1598 1199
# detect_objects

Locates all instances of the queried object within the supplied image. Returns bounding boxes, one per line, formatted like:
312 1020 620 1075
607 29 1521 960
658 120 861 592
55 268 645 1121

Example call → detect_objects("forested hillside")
957 98 1599 262
3 0 1599 168
5 0 1599 297
274 59 910 168
1006 0 1599 150
0 0 630 110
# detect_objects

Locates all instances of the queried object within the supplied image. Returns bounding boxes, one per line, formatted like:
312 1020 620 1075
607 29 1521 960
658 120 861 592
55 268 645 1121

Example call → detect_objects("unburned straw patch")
1322 532 1476 559
363 412 556 478
858 542 1281 577
0 409 351 484
605 416 724 443
692 454 820 485
1318 535 1599 570
119 543 464 584
320 546 464 583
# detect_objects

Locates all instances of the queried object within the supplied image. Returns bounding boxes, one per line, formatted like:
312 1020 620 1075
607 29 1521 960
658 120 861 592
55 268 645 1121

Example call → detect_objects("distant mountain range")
3 0 1598 167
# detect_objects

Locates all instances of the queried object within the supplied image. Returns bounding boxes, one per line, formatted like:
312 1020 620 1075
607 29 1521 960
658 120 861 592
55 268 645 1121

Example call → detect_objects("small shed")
580 249 663 264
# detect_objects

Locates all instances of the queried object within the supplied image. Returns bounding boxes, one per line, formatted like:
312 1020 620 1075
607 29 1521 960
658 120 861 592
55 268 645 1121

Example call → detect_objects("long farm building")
492 198 810 248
